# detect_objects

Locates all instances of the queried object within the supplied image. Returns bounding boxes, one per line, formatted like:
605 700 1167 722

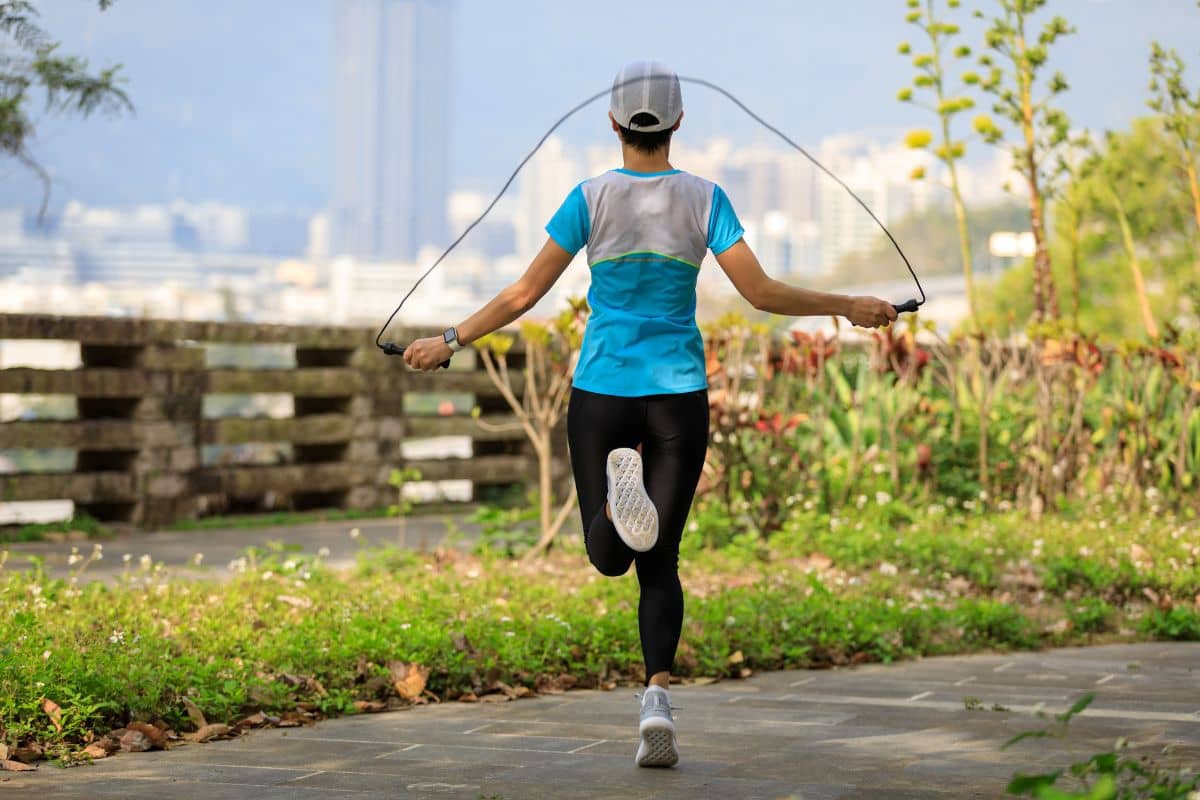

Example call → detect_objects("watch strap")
443 327 465 352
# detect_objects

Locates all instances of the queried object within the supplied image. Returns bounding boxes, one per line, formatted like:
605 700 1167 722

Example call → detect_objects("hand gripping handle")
380 342 450 369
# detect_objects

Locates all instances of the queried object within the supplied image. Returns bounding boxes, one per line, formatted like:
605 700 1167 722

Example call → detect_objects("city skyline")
0 1 1196 215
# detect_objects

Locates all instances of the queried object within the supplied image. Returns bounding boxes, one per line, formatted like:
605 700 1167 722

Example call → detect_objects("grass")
0 513 112 544
0 503 1196 765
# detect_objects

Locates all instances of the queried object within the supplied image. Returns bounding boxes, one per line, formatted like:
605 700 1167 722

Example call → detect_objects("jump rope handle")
892 299 920 314
381 342 451 369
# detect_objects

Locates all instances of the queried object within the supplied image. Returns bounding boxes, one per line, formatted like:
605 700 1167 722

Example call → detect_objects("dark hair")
617 112 674 154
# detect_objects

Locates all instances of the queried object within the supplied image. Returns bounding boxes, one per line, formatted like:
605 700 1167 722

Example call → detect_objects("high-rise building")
332 0 452 261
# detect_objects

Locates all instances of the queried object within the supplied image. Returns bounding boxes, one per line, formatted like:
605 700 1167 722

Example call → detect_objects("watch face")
443 328 455 344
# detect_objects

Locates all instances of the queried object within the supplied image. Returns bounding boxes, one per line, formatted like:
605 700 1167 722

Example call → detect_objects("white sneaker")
605 448 659 552
635 686 680 768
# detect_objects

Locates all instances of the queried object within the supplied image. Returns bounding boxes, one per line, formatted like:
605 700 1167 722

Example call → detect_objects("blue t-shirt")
546 168 744 397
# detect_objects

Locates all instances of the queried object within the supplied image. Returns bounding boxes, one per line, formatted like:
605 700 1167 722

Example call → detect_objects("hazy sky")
2 0 1198 214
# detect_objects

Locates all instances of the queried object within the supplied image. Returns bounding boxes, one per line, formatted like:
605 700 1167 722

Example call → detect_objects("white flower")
879 562 899 576
67 553 81 566
875 491 892 505
400 623 412 630
262 571 274 580
873 463 887 475
139 554 152 570
856 494 868 509
301 570 312 580
108 629 125 645
122 553 132 564
803 499 815 511
42 650 51 660
283 560 297 571
504 631 515 637
191 553 204 566
349 528 361 539
317 547 330 558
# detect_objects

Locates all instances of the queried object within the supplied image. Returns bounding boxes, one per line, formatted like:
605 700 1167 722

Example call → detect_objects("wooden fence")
0 314 548 528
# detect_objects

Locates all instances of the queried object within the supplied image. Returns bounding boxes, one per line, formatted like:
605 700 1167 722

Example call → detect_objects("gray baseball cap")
610 61 683 133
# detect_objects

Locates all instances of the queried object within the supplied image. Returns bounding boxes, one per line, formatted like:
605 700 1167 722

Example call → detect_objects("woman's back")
546 167 743 397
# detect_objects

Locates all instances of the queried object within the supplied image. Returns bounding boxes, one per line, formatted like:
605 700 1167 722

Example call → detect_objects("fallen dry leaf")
1044 619 1072 635
479 693 510 703
0 743 7 760
41 698 63 733
12 744 43 763
0 759 36 772
81 744 110 760
126 721 167 749
185 724 231 743
236 712 276 729
727 650 745 665
182 697 207 729
808 552 833 570
389 661 429 701
276 594 312 609
353 700 387 713
119 730 152 753
457 692 479 703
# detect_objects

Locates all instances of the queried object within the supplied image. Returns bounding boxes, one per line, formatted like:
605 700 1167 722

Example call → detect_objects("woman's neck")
621 145 673 173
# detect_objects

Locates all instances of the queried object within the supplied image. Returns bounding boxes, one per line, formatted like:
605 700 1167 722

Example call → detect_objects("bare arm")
404 238 575 370
714 239 897 327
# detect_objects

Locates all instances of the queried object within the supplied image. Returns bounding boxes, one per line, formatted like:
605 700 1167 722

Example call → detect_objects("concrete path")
1 514 481 582
5 643 1197 799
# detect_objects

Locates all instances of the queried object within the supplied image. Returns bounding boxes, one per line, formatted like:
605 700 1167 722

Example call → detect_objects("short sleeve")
545 183 591 254
707 184 744 255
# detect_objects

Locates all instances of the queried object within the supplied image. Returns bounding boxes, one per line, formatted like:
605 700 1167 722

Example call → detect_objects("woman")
403 60 897 768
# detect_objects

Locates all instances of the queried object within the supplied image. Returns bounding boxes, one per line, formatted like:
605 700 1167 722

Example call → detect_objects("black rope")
376 76 926 355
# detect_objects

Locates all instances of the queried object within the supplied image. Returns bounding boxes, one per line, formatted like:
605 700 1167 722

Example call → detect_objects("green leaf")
1006 771 1061 794
1057 692 1094 722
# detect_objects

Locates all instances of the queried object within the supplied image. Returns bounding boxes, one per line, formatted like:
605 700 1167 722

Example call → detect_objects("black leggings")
566 386 709 683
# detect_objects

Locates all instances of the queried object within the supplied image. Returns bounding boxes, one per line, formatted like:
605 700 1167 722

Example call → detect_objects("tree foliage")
974 0 1078 324
981 118 1197 339
1148 42 1200 236
897 0 981 324
0 0 132 216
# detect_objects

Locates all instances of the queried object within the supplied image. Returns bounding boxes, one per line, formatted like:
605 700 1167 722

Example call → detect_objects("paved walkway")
5 643 1197 799
2 514 481 582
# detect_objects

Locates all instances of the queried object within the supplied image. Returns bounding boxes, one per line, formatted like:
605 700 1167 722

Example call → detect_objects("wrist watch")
443 326 465 352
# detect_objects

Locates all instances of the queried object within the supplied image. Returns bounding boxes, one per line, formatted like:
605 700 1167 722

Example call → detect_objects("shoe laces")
634 690 682 712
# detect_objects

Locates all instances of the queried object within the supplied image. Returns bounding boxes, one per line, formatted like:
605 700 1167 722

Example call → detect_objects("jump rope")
376 76 928 366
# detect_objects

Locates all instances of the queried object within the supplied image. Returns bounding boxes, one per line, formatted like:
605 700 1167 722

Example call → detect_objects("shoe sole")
606 448 658 552
635 720 679 768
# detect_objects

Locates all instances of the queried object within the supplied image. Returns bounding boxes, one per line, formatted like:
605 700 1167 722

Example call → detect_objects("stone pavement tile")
289 767 516 797
12 776 389 800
